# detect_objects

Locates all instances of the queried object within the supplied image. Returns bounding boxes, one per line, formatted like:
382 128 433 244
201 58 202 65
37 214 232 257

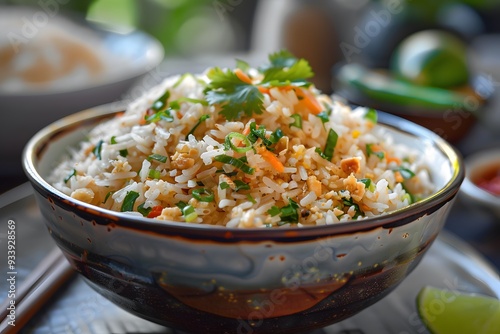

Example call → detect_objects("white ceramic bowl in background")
460 148 500 218
0 7 164 178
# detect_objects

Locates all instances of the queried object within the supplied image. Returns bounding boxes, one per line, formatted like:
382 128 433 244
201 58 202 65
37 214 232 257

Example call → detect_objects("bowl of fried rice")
23 52 464 333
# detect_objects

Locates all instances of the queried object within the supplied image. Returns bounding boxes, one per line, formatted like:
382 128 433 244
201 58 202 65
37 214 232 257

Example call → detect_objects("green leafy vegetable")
259 50 314 85
364 108 378 124
393 166 416 179
121 191 140 212
150 90 170 112
145 109 175 123
289 114 302 129
137 203 152 217
246 194 256 204
278 199 300 225
220 182 230 190
93 140 104 160
316 110 331 124
236 59 250 72
342 197 363 219
360 178 375 192
323 129 338 161
176 201 197 222
267 206 281 217
205 67 263 121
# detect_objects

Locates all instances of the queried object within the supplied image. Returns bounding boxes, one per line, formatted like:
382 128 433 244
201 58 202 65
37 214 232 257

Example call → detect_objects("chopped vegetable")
93 140 104 160
64 168 76 183
323 129 338 161
393 166 416 179
148 169 161 179
220 182 230 190
192 188 215 202
260 149 285 173
176 201 197 222
290 114 302 129
246 194 256 204
364 108 378 124
277 199 300 225
259 50 314 85
121 191 140 212
150 90 170 112
267 206 281 217
111 136 128 157
342 197 364 219
102 191 114 204
214 154 255 174
137 203 152 217
233 180 250 191
360 178 375 192
188 114 210 137
225 132 253 153
366 143 385 160
147 154 168 163
145 109 175 123
316 109 331 124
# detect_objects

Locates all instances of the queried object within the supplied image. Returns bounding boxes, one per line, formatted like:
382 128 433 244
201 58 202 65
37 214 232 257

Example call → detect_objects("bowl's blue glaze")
23 104 463 333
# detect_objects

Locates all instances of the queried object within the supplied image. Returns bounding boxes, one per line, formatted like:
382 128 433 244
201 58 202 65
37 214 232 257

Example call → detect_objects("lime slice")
417 286 500 334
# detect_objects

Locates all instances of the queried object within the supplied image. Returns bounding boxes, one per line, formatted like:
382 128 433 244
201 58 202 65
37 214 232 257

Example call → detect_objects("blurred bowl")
333 63 494 143
23 103 464 333
0 8 164 177
460 148 500 218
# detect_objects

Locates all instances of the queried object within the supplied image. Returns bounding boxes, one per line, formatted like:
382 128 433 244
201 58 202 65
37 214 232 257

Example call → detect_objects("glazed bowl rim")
23 102 464 240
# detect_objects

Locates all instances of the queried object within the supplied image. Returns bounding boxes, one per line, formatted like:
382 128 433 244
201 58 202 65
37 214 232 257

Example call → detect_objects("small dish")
460 148 500 218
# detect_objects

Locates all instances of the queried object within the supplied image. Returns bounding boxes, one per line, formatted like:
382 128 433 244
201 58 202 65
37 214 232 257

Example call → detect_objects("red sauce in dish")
474 164 500 196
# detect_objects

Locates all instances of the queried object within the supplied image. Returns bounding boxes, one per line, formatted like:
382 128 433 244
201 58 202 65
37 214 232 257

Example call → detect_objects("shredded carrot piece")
295 87 323 114
394 171 404 183
260 149 285 173
234 68 253 85
258 86 270 94
386 155 401 165
361 203 371 212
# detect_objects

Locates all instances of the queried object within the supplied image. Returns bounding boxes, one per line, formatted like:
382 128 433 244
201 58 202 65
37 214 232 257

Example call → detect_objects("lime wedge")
417 286 500 334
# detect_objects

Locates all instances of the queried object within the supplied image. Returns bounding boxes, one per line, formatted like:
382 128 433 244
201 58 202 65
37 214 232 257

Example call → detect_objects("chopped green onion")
176 201 197 222
225 132 252 153
93 140 104 160
393 166 416 179
121 191 140 212
145 108 175 123
280 199 300 223
187 114 210 137
147 154 168 163
268 128 283 144
148 169 161 179
342 197 363 219
151 90 170 112
215 169 238 177
220 182 230 190
366 144 385 160
102 191 114 204
316 110 331 124
322 129 338 161
290 114 302 129
234 180 250 191
214 154 255 174
315 147 328 160
137 203 152 217
364 108 378 124
111 136 128 157
360 178 375 192
246 194 256 204
248 122 271 147
64 168 76 183
192 188 214 202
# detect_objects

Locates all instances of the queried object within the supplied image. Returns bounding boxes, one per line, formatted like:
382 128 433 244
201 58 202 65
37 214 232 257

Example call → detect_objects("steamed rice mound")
50 57 433 228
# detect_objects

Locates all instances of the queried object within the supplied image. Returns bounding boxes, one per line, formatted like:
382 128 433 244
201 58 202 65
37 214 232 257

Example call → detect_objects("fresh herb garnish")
192 188 214 202
147 154 168 163
64 168 76 183
148 169 161 179
150 90 170 112
137 202 152 217
214 154 255 174
342 197 364 219
145 109 175 123
316 109 331 124
102 191 114 204
188 114 210 138
121 191 140 212
220 182 230 190
393 166 416 179
176 201 197 222
225 132 253 153
246 194 256 204
259 50 314 85
289 114 302 129
268 198 300 225
234 180 250 191
360 178 375 192
366 144 385 160
236 59 250 72
111 136 128 157
364 108 378 124
93 140 104 160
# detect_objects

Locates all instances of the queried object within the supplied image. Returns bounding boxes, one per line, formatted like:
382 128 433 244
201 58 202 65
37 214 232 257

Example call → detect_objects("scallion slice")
290 114 302 129
192 188 214 202
147 154 168 163
121 191 140 212
225 132 252 153
393 166 416 179
64 168 76 183
323 129 338 161
187 114 210 137
366 144 385 160
93 140 104 160
148 169 161 179
137 203 152 217
214 154 255 174
364 108 378 124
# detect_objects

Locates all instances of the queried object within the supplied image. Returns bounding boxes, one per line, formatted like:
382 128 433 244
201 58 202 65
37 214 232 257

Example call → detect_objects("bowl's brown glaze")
23 104 464 333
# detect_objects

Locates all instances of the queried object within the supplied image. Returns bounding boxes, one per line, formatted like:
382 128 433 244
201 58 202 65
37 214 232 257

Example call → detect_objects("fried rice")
50 53 434 228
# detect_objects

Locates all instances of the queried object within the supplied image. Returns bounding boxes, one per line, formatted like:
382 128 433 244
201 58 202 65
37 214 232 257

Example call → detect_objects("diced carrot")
258 86 270 94
147 205 163 218
386 155 401 165
394 171 404 183
234 68 253 85
260 149 285 173
361 203 371 212
295 87 323 114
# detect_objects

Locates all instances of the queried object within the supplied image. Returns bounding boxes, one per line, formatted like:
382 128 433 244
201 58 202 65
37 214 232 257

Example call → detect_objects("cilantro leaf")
260 50 314 84
205 67 263 121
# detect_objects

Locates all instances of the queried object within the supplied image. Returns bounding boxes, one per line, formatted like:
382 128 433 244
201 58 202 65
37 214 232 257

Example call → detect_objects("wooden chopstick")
0 247 74 333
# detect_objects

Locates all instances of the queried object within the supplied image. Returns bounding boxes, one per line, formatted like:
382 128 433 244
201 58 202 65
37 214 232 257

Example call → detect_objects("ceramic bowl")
0 8 164 178
23 104 464 333
460 148 500 218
